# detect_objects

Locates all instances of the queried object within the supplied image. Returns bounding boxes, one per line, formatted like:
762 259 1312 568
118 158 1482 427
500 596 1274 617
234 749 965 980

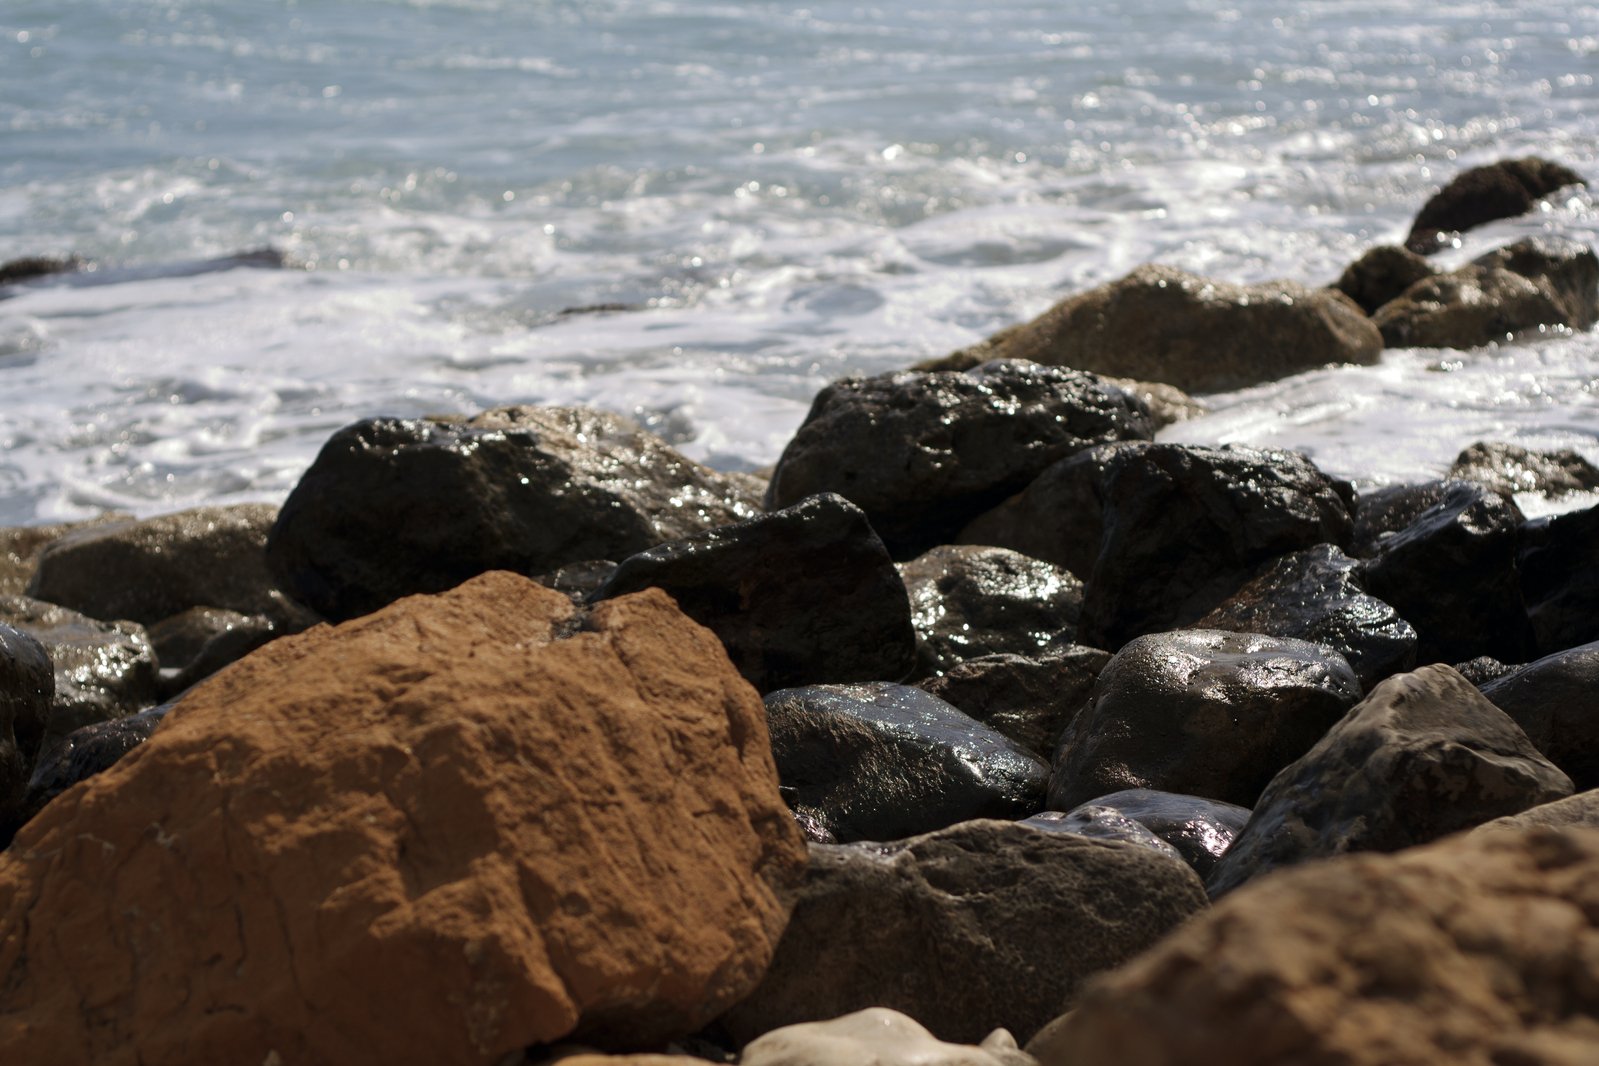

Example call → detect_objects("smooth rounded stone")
718 820 1208 1047
1050 630 1361 811
1330 244 1438 315
1480 642 1599 790
1034 828 1599 1066
0 574 808 1063
918 646 1111 757
1403 156 1586 254
27 503 290 627
1373 264 1575 348
1078 442 1355 653
1206 664 1573 898
1449 439 1599 500
1020 808 1183 863
740 1009 1037 1066
1474 235 1599 330
763 683 1050 844
1360 479 1535 664
924 264 1382 394
266 405 763 621
0 595 159 745
1349 480 1453 558
0 625 52 839
1519 501 1599 656
593 494 916 692
899 545 1082 679
0 514 134 597
1197 544 1417 689
1071 789 1252 881
764 360 1153 559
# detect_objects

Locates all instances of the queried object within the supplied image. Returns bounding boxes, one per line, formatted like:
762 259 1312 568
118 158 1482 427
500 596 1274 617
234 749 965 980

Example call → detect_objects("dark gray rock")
1519 502 1599 656
266 405 763 621
899 545 1082 678
0 624 52 840
1449 440 1599 501
1374 265 1578 349
592 494 916 692
1020 807 1184 862
764 682 1049 843
1480 641 1599 791
1050 629 1361 811
1360 479 1535 664
717 819 1208 1046
1197 544 1417 689
918 646 1110 757
1331 244 1438 315
1404 157 1585 254
1069 788 1252 880
0 255 83 285
1350 480 1454 558
765 360 1153 560
1473 236 1599 331
146 607 281 696
1207 664 1572 897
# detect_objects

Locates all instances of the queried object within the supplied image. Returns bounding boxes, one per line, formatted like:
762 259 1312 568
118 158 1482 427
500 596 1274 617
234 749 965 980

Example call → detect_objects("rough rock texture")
1474 236 1599 330
1360 479 1535 664
1331 244 1438 315
0 625 52 841
926 264 1383 394
1404 156 1585 253
0 573 807 1064
1207 665 1572 897
740 1009 1037 1066
764 683 1049 843
593 494 916 692
1481 642 1599 791
918 646 1110 757
1034 828 1599 1066
899 545 1082 678
763 361 1153 558
718 820 1208 1047
1197 544 1417 689
1477 790 1599 833
1454 655 1519 685
1050 630 1362 811
1449 440 1599 500
266 406 763 621
1020 808 1184 863
1062 789 1252 881
1373 264 1577 348
0 514 133 596
1519 501 1599 656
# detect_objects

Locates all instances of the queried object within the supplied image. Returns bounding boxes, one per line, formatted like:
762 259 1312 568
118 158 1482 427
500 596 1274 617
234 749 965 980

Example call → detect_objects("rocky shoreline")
1 156 1598 1065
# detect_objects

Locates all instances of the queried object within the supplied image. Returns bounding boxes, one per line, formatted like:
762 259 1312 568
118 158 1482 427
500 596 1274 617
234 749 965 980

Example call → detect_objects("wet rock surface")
1064 788 1252 880
918 646 1110 757
764 682 1050 843
1207 664 1572 897
763 361 1153 559
1050 629 1362 811
1449 439 1599 500
1350 479 1454 558
1473 235 1599 330
1330 244 1437 315
0 625 52 839
266 406 763 621
1403 156 1585 253
1480 641 1599 790
718 819 1207 1047
593 494 916 691
1373 263 1577 348
1019 807 1184 863
1518 500 1599 656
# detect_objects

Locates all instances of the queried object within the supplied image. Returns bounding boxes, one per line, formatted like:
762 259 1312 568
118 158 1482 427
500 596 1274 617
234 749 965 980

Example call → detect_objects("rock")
1330 244 1438 315
1020 808 1184 863
1480 642 1599 790
1206 664 1572 897
1360 479 1535 663
145 607 279 694
1474 235 1599 330
592 494 916 692
1034 827 1599 1066
918 646 1110 757
739 1008 1037 1066
0 626 51 840
533 560 620 604
0 255 83 285
1075 443 1355 649
925 264 1382 394
899 545 1082 678
0 573 807 1063
1062 789 1251 881
1519 501 1599 655
0 514 134 596
764 361 1153 559
1475 789 1599 833
266 406 763 621
1350 480 1453 558
0 596 160 745
1099 378 1204 429
764 683 1050 843
1050 630 1361 811
1454 655 1518 685
1373 264 1577 348
718 820 1208 1047
1196 544 1417 689
1404 156 1585 254
1449 440 1599 500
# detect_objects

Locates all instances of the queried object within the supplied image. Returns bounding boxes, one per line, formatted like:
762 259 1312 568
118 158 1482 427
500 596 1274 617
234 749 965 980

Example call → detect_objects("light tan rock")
0 572 806 1065
741 1008 1036 1066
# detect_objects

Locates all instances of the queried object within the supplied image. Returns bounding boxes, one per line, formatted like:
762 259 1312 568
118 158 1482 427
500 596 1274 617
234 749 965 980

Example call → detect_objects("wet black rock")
1480 642 1599 791
1331 245 1437 315
763 682 1049 843
1518 501 1599 656
592 494 916 691
1207 664 1572 897
1197 544 1417 689
1403 157 1585 254
764 360 1154 559
0 625 52 840
1020 807 1184 863
899 545 1082 678
1449 440 1599 501
1350 480 1454 558
266 405 763 621
1360 479 1535 664
918 646 1110 757
1067 788 1252 880
1050 629 1362 811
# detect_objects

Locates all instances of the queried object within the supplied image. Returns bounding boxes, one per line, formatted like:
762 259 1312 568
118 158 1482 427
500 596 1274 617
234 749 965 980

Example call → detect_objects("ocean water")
1 0 1596 525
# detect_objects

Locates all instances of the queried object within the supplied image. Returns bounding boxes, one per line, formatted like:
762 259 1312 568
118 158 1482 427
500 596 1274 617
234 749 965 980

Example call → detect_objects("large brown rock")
1033 827 1599 1066
1404 156 1585 253
0 514 133 597
1373 264 1574 348
928 264 1382 394
0 572 806 1064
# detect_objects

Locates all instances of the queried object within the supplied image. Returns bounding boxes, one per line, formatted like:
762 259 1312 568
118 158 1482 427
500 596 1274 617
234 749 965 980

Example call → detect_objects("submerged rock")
1403 156 1585 254
918 646 1110 757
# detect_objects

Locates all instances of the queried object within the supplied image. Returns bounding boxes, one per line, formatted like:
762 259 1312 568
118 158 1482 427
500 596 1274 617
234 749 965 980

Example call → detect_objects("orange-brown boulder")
0 572 806 1065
